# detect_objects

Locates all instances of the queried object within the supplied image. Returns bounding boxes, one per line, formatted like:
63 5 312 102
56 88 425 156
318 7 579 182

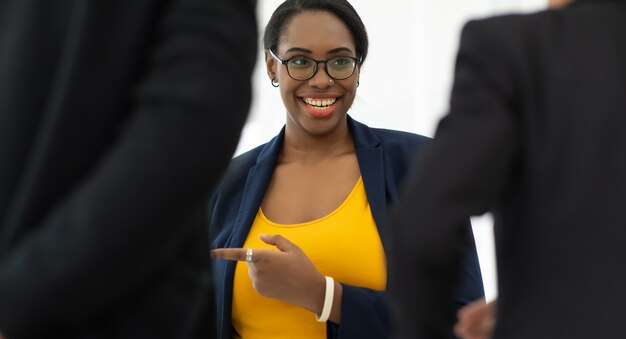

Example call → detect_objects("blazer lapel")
348 116 390 247
217 129 283 338
227 156 277 249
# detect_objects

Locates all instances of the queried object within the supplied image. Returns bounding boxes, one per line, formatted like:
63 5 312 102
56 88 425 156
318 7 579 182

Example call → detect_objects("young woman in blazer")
210 1 484 338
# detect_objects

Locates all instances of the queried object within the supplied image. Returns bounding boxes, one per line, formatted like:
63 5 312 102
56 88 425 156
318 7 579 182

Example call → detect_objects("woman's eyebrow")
284 47 354 55
327 47 354 55
285 47 312 54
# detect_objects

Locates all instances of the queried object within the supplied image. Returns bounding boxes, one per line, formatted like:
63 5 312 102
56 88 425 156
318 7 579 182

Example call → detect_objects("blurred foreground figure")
390 0 626 338
0 1 256 338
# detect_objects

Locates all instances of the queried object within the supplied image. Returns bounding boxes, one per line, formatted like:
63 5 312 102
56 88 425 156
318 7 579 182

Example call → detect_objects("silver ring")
245 248 253 262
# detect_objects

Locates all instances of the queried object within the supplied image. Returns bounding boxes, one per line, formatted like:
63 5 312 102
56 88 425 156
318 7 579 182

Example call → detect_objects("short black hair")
263 0 369 64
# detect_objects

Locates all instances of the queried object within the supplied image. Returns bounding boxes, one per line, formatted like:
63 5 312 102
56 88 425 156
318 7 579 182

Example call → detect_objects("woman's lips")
301 97 338 117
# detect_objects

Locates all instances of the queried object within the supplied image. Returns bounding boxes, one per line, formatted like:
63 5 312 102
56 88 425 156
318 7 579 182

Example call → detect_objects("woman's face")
266 11 360 138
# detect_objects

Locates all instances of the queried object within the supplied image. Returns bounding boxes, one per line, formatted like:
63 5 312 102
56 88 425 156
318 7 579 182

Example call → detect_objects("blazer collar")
252 115 381 162
347 116 390 245
226 130 283 249
254 125 284 165
348 115 381 149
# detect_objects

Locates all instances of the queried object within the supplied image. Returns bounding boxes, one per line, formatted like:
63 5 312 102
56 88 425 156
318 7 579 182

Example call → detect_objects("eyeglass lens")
287 57 356 80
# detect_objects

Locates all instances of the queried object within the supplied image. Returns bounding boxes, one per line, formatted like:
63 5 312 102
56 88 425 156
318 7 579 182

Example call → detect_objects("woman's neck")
281 123 354 164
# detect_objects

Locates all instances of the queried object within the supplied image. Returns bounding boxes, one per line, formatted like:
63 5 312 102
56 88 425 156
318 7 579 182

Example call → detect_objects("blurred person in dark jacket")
390 0 626 338
0 1 256 338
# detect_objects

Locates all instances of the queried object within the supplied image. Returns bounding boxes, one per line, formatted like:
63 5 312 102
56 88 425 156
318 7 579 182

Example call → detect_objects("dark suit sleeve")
453 226 485 310
0 0 256 336
389 19 520 339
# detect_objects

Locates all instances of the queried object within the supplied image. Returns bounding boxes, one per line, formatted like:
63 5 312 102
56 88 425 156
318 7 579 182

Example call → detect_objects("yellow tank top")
231 177 386 339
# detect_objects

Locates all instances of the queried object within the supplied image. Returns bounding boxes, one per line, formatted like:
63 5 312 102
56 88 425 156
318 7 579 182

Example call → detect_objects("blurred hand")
454 298 497 339
211 234 326 314
548 0 573 8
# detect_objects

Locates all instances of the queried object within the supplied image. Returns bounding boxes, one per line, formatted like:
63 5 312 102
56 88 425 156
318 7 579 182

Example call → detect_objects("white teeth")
303 97 337 107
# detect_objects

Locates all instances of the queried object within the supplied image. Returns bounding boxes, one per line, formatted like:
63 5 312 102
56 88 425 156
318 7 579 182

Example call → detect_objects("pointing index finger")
211 248 248 261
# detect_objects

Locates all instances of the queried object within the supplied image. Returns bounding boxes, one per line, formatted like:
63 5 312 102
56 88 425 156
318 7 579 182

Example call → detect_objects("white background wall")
237 0 548 302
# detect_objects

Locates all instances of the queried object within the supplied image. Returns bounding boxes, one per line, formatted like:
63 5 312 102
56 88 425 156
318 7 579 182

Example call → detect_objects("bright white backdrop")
236 0 548 302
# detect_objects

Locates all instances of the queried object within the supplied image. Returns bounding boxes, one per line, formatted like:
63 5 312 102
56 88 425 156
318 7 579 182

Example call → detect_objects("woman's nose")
307 64 333 89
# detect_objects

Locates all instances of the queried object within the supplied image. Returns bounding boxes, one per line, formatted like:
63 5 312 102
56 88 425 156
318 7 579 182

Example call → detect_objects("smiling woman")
266 8 361 138
208 1 484 338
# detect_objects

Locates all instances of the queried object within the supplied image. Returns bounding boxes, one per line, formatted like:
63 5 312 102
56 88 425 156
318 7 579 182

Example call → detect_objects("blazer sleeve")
0 0 256 336
328 285 390 339
390 18 520 339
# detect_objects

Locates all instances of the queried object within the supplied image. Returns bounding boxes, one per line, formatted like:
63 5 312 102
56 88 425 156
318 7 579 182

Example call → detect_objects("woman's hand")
454 298 497 339
212 234 326 315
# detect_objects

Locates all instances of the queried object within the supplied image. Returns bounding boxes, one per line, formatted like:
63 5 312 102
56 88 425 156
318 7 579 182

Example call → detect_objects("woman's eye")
290 58 310 67
332 58 352 67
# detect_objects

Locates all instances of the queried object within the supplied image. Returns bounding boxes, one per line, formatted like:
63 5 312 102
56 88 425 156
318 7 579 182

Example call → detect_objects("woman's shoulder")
349 117 431 160
369 128 431 159
213 143 268 193
353 124 432 198
371 127 431 145
231 144 265 168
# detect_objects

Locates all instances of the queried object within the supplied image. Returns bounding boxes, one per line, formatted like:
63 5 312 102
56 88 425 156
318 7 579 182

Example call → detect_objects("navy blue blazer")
209 116 484 338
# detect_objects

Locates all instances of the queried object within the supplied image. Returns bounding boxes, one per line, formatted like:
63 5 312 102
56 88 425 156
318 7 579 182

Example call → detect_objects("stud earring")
271 78 279 87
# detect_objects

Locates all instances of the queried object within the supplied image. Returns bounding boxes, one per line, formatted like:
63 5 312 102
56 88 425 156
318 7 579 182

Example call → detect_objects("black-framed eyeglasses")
269 49 360 81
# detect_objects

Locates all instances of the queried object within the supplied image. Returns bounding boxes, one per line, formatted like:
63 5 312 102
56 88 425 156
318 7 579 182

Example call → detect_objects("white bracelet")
316 276 335 322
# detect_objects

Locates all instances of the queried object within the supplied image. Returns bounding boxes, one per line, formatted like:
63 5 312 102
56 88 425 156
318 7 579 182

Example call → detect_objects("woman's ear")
265 49 277 81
